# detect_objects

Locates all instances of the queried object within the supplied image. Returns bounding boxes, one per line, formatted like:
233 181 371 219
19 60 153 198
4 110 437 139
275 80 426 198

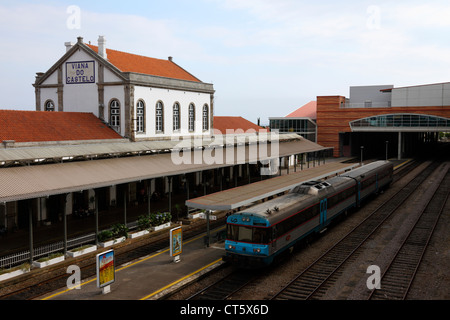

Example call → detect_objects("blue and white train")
224 161 393 267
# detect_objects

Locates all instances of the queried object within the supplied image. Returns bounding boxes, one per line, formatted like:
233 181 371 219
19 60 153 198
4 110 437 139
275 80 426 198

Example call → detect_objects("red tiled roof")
213 116 267 134
86 44 201 82
0 110 122 143
286 101 317 119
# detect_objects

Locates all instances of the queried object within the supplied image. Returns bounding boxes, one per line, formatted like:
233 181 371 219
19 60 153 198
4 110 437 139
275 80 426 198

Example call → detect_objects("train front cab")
224 214 273 268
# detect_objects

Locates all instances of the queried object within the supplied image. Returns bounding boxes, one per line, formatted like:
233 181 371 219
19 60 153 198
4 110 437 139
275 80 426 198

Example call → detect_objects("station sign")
66 60 95 84
96 249 115 293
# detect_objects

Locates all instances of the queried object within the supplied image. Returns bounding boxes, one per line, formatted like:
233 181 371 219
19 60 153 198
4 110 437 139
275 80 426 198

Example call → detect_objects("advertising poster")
96 249 115 288
170 226 182 257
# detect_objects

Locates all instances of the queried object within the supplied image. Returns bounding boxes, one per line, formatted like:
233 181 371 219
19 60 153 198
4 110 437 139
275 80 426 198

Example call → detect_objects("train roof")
236 192 314 220
341 160 391 179
232 161 392 223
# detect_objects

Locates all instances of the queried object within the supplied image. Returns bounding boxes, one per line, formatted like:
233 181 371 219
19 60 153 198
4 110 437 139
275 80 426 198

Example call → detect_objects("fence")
0 232 96 269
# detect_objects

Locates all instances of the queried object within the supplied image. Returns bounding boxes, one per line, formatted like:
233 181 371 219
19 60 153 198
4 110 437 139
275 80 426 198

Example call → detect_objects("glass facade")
269 118 317 142
350 114 450 129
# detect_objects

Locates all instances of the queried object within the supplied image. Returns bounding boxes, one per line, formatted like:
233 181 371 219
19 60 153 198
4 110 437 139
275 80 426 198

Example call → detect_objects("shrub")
111 223 128 239
97 230 113 242
137 214 151 231
149 212 172 226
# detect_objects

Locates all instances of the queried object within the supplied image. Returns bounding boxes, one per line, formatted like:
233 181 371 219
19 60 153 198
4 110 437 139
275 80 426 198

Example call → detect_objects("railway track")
271 161 442 300
167 159 429 300
186 268 259 300
368 169 449 300
0 217 226 300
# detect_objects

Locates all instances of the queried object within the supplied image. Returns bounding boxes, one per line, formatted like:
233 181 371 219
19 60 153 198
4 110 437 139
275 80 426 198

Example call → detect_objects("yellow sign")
96 249 115 288
170 227 182 257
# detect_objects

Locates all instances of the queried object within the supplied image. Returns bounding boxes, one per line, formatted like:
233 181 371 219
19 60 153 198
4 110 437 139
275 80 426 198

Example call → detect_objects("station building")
269 101 318 143
0 36 329 266
272 84 450 159
33 36 214 141
317 83 450 158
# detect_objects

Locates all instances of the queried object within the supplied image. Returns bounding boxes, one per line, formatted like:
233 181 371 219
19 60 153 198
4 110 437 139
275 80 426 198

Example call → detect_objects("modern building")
317 83 450 158
33 36 215 141
271 84 450 159
269 101 317 142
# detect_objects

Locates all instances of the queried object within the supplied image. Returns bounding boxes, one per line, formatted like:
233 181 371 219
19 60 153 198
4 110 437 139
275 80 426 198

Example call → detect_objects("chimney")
98 35 107 59
65 42 74 52
168 56 173 62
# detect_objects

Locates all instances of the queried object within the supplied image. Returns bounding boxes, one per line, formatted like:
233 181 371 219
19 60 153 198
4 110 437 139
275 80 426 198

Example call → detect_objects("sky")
1 0 450 125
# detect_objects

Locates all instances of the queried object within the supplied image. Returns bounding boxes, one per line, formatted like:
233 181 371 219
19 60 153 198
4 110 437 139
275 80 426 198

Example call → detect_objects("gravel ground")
168 161 450 300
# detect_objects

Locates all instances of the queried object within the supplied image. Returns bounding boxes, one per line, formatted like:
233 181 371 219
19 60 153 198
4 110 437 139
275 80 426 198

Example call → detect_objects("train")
224 160 394 268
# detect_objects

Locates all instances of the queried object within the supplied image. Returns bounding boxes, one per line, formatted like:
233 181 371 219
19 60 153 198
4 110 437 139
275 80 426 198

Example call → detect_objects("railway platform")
39 225 226 300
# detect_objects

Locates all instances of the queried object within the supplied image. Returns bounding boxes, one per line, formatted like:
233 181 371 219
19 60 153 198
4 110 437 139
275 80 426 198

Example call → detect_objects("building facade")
33 36 215 141
269 101 317 143
316 83 450 158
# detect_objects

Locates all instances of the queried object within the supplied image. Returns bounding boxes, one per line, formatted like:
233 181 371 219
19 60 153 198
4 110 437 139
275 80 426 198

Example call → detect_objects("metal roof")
0 133 304 163
0 137 330 203
185 162 358 211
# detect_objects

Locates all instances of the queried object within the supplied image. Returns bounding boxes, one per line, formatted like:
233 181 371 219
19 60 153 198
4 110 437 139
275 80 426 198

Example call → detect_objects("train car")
224 160 393 268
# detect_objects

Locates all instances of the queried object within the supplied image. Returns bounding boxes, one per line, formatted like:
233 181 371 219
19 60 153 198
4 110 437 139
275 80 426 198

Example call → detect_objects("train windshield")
227 224 270 244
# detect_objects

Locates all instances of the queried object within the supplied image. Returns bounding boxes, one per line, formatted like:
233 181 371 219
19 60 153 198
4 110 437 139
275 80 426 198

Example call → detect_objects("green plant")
137 214 151 231
97 230 113 242
71 244 93 252
111 223 128 239
0 263 30 275
149 212 172 226
37 252 63 262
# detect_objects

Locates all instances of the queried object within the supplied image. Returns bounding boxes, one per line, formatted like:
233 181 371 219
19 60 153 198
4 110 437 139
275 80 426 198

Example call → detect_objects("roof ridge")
85 43 201 82
86 44 168 62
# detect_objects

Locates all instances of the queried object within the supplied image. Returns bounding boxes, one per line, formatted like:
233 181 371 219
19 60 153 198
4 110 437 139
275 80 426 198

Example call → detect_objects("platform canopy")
0 134 330 203
185 162 358 211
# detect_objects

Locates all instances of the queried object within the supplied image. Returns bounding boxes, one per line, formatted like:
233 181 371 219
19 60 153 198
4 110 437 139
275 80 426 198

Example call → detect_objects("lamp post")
360 146 364 166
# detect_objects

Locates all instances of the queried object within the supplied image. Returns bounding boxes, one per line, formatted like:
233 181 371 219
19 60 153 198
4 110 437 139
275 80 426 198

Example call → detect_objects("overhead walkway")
185 161 358 211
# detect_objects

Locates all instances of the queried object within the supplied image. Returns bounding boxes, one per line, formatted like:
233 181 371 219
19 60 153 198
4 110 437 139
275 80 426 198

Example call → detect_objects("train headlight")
228 245 235 249
253 248 261 253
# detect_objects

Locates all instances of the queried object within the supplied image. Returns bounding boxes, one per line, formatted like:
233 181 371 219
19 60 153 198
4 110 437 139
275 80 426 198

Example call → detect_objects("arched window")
156 101 164 132
188 103 195 132
202 104 209 131
173 103 180 131
45 100 55 112
110 99 120 128
136 100 145 133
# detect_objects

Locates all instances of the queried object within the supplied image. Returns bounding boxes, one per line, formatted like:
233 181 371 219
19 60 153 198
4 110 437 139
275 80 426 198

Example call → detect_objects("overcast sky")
1 0 450 124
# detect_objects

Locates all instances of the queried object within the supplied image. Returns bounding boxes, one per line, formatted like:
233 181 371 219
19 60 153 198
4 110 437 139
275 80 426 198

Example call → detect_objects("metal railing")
0 232 96 269
0 221 143 269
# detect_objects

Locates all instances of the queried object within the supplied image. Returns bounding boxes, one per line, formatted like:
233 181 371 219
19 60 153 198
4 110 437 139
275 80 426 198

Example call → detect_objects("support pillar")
63 194 68 256
28 200 34 264
398 132 402 160
168 177 172 214
147 181 151 216
95 193 99 246
123 186 127 226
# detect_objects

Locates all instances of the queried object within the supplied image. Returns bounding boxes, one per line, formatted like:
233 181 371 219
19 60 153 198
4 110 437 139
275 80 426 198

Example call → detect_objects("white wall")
37 47 212 139
133 86 211 139
63 50 101 114
392 83 450 107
